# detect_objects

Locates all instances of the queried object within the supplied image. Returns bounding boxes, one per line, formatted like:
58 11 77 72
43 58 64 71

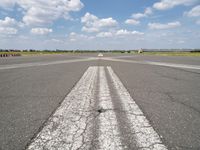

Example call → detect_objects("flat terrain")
0 53 200 150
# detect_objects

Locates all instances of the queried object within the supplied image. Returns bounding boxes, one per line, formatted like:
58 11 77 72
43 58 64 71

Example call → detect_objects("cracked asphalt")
0 53 200 150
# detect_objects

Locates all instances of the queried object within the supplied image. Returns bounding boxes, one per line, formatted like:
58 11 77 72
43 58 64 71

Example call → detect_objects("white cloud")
81 12 98 23
81 12 118 33
131 31 145 35
0 17 16 26
116 29 132 36
131 7 153 19
148 21 181 29
132 13 146 19
44 38 64 44
185 5 200 17
116 29 144 36
0 0 84 26
153 0 198 10
31 28 53 35
125 19 140 25
0 17 24 27
96 30 144 38
145 7 153 15
82 26 99 33
96 32 113 37
97 18 118 27
68 32 95 41
0 27 18 35
0 17 22 35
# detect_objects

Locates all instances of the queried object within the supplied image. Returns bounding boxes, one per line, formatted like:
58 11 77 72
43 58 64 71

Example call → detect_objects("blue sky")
0 0 200 50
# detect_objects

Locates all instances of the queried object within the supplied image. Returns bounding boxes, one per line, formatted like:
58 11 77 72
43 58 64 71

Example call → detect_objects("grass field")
1 51 200 57
0 51 71 56
137 51 200 57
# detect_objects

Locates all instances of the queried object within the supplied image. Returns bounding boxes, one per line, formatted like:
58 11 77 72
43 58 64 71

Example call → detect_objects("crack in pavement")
164 92 200 115
97 66 123 150
26 66 167 150
107 67 167 150
27 67 98 150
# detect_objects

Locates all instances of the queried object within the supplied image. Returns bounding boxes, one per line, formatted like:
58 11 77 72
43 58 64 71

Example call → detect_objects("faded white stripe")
98 67 122 150
144 61 200 70
103 57 200 70
0 58 96 70
107 67 167 150
27 66 168 150
27 67 97 150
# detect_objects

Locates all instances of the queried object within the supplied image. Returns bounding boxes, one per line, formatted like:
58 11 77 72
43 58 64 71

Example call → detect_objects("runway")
0 54 200 150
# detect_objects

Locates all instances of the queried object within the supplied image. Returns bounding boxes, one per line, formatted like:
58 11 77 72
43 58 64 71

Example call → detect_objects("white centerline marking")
0 58 96 70
98 67 122 150
27 67 98 150
107 67 167 149
103 57 200 70
27 66 167 150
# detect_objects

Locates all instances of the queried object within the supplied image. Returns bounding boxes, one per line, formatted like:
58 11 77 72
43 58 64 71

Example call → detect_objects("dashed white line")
107 67 167 150
98 67 122 150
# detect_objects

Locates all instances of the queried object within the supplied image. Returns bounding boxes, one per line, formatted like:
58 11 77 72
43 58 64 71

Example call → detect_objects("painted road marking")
107 67 167 149
27 67 98 150
103 57 200 70
27 66 167 150
98 67 122 149
144 61 200 70
0 58 96 70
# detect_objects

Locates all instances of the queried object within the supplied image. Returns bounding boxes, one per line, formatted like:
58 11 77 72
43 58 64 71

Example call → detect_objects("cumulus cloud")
0 17 17 26
116 29 144 36
145 7 153 15
0 17 22 35
31 28 53 35
125 19 140 25
68 32 94 41
0 27 18 35
131 13 146 20
95 29 144 38
82 26 99 33
131 7 153 19
81 12 118 33
148 21 181 29
185 5 200 17
0 0 84 26
0 17 24 27
96 32 113 38
153 0 198 10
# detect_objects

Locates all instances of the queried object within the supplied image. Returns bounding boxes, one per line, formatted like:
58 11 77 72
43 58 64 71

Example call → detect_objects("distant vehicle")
98 53 103 57
138 49 143 54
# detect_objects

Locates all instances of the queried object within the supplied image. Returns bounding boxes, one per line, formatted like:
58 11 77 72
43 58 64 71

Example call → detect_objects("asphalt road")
0 53 200 150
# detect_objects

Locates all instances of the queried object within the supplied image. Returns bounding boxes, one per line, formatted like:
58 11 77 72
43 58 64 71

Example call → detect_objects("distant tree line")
0 49 200 53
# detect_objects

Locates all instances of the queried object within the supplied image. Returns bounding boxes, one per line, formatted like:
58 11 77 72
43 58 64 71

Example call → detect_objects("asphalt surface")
0 53 200 150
